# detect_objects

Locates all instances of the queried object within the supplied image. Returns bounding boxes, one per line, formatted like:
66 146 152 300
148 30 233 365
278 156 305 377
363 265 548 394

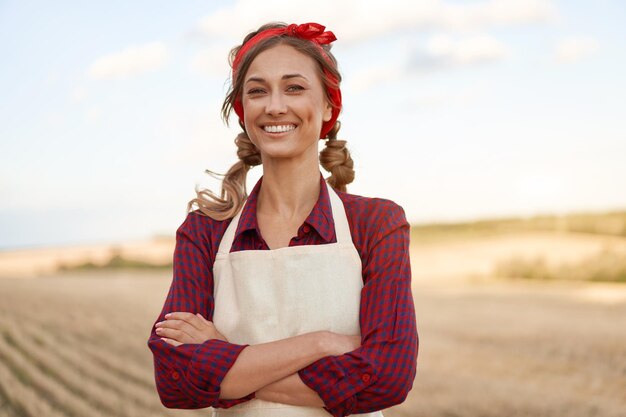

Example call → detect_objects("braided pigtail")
187 133 262 220
319 120 354 192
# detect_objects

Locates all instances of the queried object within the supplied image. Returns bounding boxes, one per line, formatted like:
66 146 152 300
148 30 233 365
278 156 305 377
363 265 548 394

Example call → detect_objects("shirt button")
171 371 180 381
303 225 311 233
361 373 370 382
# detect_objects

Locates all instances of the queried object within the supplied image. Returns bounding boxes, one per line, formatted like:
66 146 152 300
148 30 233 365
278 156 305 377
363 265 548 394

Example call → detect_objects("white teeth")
263 125 296 133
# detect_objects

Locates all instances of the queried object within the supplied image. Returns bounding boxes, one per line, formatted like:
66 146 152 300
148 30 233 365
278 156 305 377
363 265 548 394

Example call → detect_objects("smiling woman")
147 22 418 417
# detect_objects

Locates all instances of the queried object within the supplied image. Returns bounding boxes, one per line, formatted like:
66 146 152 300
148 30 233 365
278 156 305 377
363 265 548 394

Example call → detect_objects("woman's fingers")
156 315 201 342
165 312 205 331
160 337 182 347
156 319 194 335
168 312 220 335
155 323 195 344
156 311 222 344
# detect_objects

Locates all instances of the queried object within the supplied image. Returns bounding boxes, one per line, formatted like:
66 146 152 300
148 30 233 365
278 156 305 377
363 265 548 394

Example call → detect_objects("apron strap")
217 200 246 255
217 180 353 254
325 182 353 245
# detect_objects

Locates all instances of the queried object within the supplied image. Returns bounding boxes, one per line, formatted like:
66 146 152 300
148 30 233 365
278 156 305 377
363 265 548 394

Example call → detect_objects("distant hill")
411 210 626 243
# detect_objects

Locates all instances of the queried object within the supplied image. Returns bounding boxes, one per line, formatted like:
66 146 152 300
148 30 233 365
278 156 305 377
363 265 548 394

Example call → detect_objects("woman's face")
242 44 333 163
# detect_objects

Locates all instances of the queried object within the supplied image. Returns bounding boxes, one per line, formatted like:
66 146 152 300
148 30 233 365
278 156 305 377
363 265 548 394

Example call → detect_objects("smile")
263 124 297 133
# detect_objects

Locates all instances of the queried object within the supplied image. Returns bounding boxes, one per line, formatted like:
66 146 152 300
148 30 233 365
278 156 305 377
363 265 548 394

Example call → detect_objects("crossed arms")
147 204 418 417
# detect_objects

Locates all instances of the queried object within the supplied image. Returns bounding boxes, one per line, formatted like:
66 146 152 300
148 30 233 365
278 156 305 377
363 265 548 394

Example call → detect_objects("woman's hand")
155 312 228 347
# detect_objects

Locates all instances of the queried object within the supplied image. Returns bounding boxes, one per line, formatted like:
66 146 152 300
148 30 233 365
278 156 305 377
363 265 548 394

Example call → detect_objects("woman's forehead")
245 44 319 81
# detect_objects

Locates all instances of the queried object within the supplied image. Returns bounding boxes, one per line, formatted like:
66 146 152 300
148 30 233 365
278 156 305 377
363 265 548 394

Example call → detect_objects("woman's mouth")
263 124 297 133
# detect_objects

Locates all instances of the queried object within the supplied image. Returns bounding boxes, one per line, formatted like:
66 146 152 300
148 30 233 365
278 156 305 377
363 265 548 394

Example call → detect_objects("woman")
147 22 418 417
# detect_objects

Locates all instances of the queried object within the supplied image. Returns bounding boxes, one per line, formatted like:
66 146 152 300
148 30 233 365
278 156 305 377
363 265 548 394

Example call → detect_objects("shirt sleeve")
297 201 419 417
147 212 256 409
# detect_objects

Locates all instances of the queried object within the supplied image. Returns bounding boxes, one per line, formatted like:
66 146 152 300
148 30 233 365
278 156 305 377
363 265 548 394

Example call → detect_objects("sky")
1 0 625 249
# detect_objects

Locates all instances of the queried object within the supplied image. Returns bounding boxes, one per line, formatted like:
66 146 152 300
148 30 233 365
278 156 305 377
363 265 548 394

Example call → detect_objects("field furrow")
0 331 96 417
0 318 173 417
0 295 156 386
7 316 173 416
58 328 156 388
0 312 205 417
0 357 69 417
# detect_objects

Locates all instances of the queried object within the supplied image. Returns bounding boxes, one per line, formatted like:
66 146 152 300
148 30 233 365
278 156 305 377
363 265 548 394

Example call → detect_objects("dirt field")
1 273 624 417
0 232 625 416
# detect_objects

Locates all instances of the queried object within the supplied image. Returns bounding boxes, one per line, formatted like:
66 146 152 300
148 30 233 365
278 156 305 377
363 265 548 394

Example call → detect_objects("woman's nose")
265 91 287 116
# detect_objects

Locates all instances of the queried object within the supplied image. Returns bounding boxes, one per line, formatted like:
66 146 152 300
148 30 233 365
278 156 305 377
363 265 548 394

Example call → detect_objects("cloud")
193 0 556 43
70 86 88 103
346 33 508 92
404 83 488 109
87 42 169 79
189 43 233 78
554 36 598 63
410 34 509 71
438 0 556 30
86 107 102 124
346 65 406 93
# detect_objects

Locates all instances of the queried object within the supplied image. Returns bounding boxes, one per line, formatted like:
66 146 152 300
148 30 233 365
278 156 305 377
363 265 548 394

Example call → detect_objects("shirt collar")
234 171 335 244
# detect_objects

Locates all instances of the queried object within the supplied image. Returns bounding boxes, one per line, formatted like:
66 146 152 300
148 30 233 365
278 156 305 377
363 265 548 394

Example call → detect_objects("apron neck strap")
326 182 352 244
217 180 352 254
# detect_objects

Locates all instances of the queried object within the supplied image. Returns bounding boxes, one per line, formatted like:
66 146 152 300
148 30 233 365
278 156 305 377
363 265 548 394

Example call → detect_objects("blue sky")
1 0 625 249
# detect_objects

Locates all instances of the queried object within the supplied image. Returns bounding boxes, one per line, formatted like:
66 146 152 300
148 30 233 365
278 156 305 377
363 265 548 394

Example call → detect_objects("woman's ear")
323 101 333 122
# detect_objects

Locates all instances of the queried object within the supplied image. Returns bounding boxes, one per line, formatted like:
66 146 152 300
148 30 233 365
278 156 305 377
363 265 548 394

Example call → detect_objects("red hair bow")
286 23 337 45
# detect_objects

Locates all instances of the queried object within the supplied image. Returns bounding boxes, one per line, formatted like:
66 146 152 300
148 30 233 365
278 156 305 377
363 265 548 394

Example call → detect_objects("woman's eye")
247 88 265 95
287 85 304 92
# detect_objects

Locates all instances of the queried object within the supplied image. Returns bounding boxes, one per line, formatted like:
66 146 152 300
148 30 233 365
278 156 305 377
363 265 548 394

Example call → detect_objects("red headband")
231 23 342 139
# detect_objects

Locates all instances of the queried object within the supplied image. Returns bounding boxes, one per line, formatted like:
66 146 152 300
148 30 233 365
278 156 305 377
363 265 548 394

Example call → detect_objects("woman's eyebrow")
245 74 309 84
245 76 265 84
282 73 308 81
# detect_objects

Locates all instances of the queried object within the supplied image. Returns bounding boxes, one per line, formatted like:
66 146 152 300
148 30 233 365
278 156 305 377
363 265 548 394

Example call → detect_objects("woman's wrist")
256 373 325 407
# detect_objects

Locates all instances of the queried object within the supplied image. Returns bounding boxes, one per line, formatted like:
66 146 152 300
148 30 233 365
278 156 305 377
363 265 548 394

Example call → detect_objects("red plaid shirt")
147 172 418 417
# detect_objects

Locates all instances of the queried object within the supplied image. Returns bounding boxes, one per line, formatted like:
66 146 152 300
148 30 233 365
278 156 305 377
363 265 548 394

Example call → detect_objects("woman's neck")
257 156 321 221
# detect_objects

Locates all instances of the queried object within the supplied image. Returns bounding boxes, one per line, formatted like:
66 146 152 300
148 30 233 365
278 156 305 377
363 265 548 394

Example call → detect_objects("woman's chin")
259 146 318 163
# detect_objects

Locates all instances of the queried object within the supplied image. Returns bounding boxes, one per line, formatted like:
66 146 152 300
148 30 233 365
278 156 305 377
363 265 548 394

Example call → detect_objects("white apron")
211 181 384 417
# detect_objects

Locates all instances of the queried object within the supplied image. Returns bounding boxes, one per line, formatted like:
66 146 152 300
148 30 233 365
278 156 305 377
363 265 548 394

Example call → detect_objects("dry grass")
0 237 174 278
58 250 172 271
411 210 626 244
493 246 626 283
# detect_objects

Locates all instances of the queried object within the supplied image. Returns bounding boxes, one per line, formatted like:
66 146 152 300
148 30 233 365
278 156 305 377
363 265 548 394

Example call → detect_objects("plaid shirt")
147 172 418 417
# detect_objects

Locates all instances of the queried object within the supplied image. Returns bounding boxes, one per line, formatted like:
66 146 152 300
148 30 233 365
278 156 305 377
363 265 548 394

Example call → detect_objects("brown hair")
187 22 355 220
